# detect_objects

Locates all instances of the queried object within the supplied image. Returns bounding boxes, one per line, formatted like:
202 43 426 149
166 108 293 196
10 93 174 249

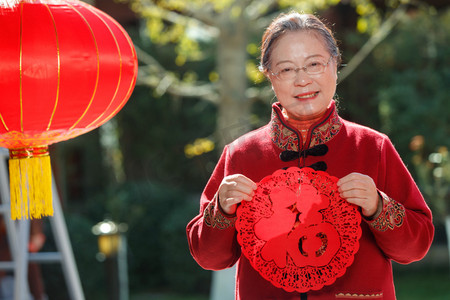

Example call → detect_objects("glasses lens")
305 61 326 75
277 67 296 80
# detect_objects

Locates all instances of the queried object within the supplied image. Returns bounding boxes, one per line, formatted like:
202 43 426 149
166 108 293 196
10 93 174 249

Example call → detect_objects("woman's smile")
294 91 319 100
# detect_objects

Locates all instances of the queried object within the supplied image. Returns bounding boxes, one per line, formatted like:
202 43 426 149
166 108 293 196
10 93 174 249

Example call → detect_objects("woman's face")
267 31 338 120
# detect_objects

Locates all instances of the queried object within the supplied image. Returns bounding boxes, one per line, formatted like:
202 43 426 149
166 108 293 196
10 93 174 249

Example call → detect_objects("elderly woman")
186 11 433 300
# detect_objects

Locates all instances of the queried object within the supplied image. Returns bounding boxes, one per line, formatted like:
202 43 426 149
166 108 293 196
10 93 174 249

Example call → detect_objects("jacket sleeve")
186 145 241 270
364 137 434 264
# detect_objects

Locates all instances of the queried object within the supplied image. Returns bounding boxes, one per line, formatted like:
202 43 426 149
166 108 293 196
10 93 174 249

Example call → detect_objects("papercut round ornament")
236 167 362 293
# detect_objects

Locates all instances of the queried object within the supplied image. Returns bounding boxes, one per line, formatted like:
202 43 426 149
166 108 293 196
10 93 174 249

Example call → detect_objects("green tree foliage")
375 7 450 155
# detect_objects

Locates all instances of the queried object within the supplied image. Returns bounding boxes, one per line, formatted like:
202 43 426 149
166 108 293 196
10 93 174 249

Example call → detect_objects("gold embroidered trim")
336 292 383 299
270 103 342 151
203 199 236 230
368 192 405 232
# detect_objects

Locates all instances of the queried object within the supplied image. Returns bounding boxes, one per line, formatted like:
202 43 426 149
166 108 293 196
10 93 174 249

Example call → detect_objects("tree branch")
245 0 278 21
338 5 408 83
245 85 273 103
137 0 219 31
250 9 283 34
178 3 218 28
134 45 219 104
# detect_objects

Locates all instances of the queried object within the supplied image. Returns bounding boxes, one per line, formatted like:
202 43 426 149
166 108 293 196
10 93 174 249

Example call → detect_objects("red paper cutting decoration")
0 0 138 219
236 167 362 293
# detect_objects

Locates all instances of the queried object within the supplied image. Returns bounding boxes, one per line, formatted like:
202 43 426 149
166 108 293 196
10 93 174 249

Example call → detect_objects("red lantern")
0 0 138 219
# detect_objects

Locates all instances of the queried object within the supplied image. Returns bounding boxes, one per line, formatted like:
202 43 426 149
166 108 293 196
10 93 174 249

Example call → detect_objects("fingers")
227 174 257 197
337 172 379 217
218 174 257 215
221 190 253 206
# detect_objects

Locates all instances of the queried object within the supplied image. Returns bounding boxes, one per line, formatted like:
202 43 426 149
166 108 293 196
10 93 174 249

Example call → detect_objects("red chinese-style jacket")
186 102 434 300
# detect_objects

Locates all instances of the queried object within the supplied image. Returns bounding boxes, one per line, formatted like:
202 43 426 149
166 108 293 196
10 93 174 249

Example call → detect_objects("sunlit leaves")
246 61 265 84
175 36 202 66
352 0 380 34
146 18 185 44
208 71 219 82
130 1 209 66
184 138 215 158
182 71 198 83
213 0 234 12
230 5 242 19
279 0 341 12
246 43 259 56
355 1 375 15
151 0 189 11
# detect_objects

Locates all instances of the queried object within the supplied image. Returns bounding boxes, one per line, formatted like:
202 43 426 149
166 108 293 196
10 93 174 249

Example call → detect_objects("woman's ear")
265 72 273 86
331 65 338 83
333 61 339 81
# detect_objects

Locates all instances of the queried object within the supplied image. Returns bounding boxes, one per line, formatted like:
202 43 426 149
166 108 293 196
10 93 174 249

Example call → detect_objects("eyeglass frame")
269 56 334 80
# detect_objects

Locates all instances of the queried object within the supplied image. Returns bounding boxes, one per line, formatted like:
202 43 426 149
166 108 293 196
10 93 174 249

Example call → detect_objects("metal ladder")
0 148 84 300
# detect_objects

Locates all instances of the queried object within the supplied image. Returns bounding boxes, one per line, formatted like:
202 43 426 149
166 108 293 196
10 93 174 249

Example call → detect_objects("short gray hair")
259 12 341 73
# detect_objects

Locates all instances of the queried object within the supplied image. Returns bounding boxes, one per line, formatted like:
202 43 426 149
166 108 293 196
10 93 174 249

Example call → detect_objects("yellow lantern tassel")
9 147 53 220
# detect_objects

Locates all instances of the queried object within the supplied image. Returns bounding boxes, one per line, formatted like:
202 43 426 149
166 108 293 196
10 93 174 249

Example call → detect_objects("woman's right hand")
218 174 257 215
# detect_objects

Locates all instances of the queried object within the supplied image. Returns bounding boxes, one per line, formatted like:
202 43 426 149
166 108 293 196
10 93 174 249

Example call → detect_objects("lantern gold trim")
44 2 61 131
68 3 100 130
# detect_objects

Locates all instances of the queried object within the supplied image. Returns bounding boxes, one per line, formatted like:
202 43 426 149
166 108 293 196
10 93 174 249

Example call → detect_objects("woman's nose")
294 70 312 86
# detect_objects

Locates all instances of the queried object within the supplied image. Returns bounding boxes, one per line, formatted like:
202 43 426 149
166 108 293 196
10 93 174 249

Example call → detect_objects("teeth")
296 92 318 99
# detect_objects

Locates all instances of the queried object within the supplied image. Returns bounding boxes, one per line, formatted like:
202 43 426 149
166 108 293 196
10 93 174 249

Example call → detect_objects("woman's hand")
218 174 257 215
337 172 382 218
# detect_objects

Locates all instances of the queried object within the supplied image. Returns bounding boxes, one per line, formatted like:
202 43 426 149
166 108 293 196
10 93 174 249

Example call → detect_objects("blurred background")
18 0 450 299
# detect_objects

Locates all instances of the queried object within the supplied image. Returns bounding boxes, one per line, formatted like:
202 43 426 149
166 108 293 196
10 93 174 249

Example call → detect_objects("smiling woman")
187 11 434 300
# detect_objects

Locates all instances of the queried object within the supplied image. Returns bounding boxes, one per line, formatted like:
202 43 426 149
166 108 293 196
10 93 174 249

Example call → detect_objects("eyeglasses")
270 56 333 80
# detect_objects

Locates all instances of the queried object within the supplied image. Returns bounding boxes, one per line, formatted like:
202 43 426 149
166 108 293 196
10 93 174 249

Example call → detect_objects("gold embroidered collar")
269 101 343 152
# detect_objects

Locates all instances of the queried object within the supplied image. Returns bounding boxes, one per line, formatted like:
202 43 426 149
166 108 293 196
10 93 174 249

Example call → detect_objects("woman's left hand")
337 172 381 218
